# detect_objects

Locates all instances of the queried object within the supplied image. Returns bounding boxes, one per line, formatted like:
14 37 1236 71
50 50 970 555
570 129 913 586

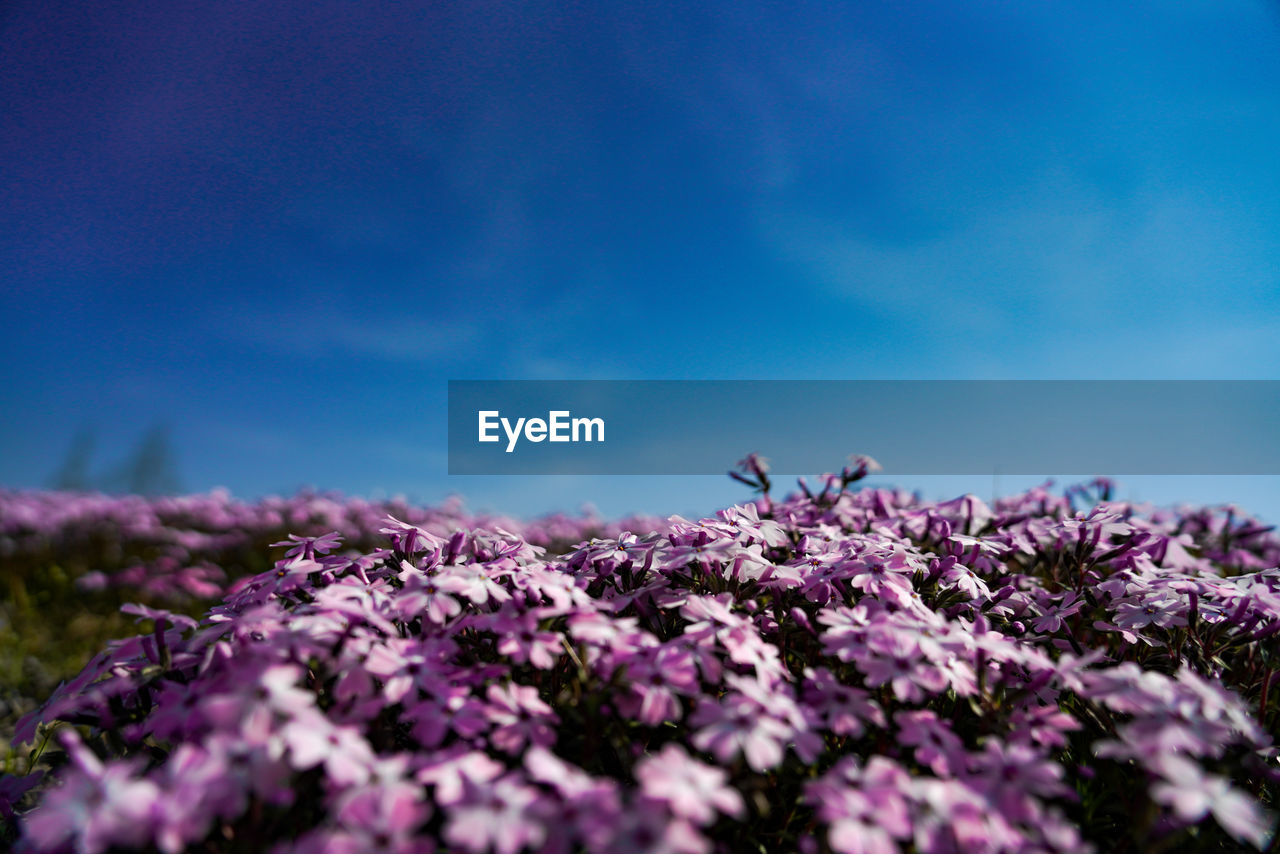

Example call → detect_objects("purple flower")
365 637 456 705
9 477 1280 853
396 561 468 624
330 756 431 850
606 801 711 854
524 747 622 851
281 712 377 786
444 562 512 606
1029 593 1084 634
486 682 559 753
1112 595 1186 631
443 773 546 854
22 731 160 854
150 742 247 853
272 531 344 561
853 629 953 703
896 710 964 777
620 644 700 725
0 770 43 820
691 694 791 770
963 739 1069 813
404 685 490 747
492 609 565 670
807 757 912 854
689 676 819 772
1151 755 1274 849
802 667 885 737
380 516 445 557
635 743 745 825
417 749 504 807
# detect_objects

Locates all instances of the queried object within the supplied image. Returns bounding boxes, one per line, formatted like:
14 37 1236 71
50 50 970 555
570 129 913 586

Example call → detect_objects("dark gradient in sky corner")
2 1 1279 517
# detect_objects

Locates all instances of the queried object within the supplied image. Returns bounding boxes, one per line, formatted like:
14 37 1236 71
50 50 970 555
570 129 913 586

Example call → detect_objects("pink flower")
606 801 711 854
22 731 160 854
443 773 546 854
445 563 512 606
150 742 247 853
1151 755 1274 849
523 747 622 850
11 479 1280 853
845 552 916 600
1113 596 1186 630
963 739 1069 809
493 610 565 670
417 749 504 806
679 593 750 645
690 690 793 771
380 516 445 557
802 667 885 737
365 637 456 705
895 710 964 777
403 686 490 747
853 631 950 703
396 563 468 624
635 743 744 825
272 531 344 561
281 712 377 786
331 756 432 849
807 757 913 854
621 644 700 725
198 662 316 739
486 682 558 753
1029 593 1084 634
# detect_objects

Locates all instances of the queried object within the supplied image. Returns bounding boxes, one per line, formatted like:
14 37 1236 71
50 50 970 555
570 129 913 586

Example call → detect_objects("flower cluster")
1 473 1277 852
0 489 655 734
0 489 654 602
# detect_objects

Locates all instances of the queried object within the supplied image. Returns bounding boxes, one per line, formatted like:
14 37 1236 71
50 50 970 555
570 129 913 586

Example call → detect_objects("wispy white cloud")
757 181 1280 377
211 306 478 363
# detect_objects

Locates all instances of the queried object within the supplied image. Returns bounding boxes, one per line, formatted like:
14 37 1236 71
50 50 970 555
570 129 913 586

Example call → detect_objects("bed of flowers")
0 487 650 602
1 457 1278 852
0 488 651 721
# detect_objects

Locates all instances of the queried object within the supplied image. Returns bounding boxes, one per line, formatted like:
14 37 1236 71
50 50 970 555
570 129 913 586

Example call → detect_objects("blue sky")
3 1 1279 520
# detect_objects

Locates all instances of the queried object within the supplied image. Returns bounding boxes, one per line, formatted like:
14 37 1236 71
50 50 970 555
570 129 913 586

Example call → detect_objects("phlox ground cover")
0 489 648 721
1 461 1278 852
